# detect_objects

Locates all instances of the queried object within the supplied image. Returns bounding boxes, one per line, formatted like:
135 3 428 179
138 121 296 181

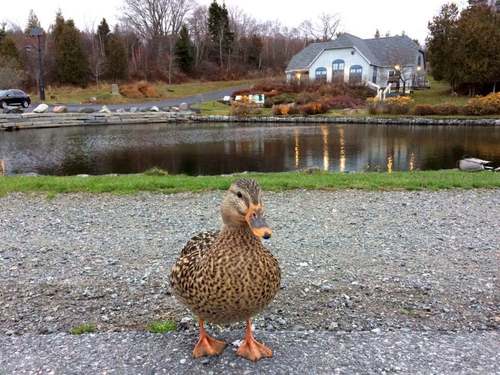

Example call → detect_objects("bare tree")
189 6 209 69
300 13 341 41
121 0 193 83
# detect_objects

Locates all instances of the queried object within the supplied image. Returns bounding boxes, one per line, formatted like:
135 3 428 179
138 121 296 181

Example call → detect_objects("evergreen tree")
374 29 380 38
0 25 20 65
208 0 234 68
52 14 89 86
97 18 110 48
175 24 194 73
426 4 460 85
247 34 263 69
24 10 42 35
105 30 128 81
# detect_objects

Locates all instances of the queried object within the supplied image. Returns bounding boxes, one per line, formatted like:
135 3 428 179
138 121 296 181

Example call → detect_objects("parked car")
0 89 31 109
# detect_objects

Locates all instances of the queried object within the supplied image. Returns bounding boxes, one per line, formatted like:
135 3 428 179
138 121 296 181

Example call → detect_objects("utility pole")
30 27 45 101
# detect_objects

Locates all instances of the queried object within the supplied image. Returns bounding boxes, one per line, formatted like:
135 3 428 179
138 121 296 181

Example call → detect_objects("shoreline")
1 112 499 130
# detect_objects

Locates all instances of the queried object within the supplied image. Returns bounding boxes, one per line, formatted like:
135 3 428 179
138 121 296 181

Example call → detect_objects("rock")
77 174 90 178
89 97 97 103
79 108 95 114
129 107 138 113
302 166 321 174
6 107 23 114
171 107 180 112
52 105 67 113
149 106 160 112
33 104 49 113
371 328 382 334
99 106 111 114
111 84 120 96
179 102 189 111
328 322 339 331
115 109 126 113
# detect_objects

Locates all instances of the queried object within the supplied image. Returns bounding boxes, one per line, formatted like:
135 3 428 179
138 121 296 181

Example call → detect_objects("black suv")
0 89 31 108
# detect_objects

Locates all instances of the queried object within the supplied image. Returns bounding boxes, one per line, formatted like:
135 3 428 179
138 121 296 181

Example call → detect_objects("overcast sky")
2 0 467 42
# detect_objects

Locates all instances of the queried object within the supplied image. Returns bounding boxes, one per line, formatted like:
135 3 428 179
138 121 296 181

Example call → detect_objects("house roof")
286 33 421 72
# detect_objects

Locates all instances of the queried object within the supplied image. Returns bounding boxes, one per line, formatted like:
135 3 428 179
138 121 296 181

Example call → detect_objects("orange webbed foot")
192 319 226 358
193 334 227 358
236 319 273 362
236 336 273 362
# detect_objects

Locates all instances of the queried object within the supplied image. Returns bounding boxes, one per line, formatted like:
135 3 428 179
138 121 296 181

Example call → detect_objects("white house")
286 33 426 90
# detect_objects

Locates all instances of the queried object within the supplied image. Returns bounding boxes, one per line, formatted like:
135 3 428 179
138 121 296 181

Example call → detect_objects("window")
332 59 345 83
315 67 327 81
332 59 345 71
417 55 422 66
372 66 378 84
349 65 363 84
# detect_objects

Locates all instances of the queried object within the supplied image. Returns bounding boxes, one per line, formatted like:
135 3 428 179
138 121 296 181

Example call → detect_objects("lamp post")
30 27 45 101
394 64 406 94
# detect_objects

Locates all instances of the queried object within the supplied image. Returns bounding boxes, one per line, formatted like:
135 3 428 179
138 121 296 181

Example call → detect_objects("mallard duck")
170 178 281 362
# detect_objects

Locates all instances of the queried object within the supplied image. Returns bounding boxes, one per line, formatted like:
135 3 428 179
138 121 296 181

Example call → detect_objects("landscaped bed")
194 78 500 118
0 171 498 196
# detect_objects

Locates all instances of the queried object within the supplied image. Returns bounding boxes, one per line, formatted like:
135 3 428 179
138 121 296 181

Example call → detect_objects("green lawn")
412 77 470 106
0 171 498 196
34 80 256 105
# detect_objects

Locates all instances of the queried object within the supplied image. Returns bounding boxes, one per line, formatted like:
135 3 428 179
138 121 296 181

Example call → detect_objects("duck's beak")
245 204 272 240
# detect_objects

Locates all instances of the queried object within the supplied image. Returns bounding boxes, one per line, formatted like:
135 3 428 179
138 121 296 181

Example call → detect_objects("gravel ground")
0 190 499 373
2 330 499 374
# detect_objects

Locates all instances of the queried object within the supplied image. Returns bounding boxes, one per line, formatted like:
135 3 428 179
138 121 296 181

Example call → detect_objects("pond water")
0 123 499 175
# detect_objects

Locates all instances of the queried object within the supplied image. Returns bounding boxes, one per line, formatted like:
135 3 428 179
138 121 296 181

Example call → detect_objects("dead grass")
34 79 257 105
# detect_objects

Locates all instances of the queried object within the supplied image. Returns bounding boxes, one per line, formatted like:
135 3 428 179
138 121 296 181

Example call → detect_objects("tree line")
0 0 343 89
427 0 500 95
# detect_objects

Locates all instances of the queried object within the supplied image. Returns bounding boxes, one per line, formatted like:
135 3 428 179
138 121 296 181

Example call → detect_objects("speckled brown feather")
170 181 281 325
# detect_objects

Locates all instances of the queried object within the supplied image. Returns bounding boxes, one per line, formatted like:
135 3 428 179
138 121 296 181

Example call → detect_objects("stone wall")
1 112 499 131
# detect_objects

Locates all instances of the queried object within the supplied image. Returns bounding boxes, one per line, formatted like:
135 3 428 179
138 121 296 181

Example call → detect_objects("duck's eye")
237 192 243 198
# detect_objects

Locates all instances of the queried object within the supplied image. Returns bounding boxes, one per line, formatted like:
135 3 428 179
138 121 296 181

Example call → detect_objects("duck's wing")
180 230 220 258
170 230 220 300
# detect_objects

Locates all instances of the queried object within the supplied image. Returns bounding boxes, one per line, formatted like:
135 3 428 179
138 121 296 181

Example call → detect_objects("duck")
170 178 281 362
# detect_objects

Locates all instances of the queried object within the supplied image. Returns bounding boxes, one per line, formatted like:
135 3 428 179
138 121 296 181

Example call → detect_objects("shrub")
384 96 413 114
295 92 321 105
230 102 262 116
433 103 460 116
137 81 159 98
271 93 296 105
119 83 142 98
298 101 330 115
120 81 159 98
464 93 500 115
324 95 364 109
366 97 384 115
272 103 299 116
366 96 413 115
413 104 436 116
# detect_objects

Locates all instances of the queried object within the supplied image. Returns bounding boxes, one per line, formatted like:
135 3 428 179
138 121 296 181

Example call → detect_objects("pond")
0 123 499 175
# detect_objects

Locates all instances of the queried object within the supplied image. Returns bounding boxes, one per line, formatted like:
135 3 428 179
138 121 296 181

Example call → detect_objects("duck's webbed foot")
193 319 226 358
236 319 273 362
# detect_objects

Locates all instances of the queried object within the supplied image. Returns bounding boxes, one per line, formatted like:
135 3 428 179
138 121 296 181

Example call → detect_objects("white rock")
33 104 49 113
52 105 67 113
99 105 111 114
150 106 160 112
179 102 189 111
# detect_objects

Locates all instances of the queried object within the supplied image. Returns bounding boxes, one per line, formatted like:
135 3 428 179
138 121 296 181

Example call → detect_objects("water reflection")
0 122 499 175
339 127 346 173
